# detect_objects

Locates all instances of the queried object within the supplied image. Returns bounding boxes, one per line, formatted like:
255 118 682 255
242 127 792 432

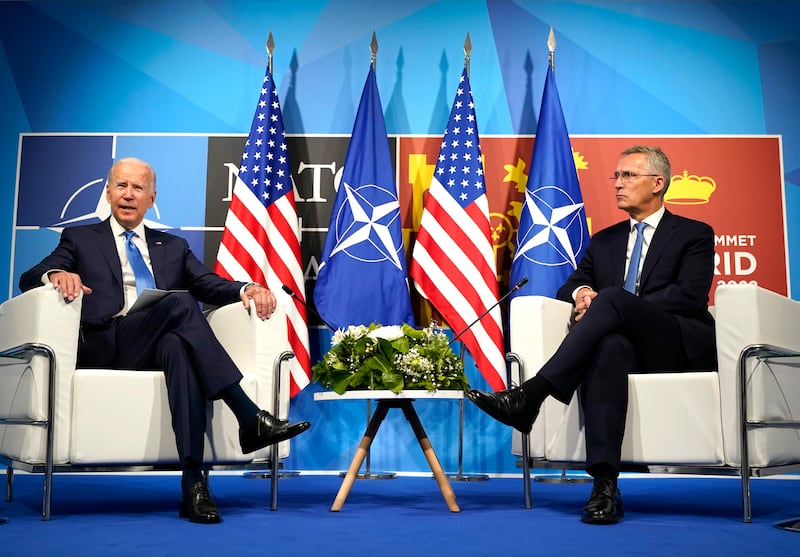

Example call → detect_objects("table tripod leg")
401 403 461 513
331 403 390 512
331 435 374 511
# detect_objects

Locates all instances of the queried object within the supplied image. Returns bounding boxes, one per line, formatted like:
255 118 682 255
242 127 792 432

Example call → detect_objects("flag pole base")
338 471 396 480
447 473 489 482
242 471 301 479
534 469 591 484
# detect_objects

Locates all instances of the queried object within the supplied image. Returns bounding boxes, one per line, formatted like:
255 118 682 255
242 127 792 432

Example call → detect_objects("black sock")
520 374 553 408
587 463 618 487
219 383 261 426
181 460 204 493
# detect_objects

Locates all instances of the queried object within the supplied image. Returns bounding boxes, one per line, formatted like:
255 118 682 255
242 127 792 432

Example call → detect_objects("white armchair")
507 284 800 522
0 286 294 519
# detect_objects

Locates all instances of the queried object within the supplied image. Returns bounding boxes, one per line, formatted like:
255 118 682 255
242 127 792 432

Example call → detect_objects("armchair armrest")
0 287 82 463
714 284 800 466
507 295 572 459
205 301 291 419
508 295 572 382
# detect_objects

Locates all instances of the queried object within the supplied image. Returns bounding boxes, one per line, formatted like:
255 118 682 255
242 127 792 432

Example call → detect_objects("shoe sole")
581 514 622 525
179 504 222 524
240 421 311 454
465 392 534 433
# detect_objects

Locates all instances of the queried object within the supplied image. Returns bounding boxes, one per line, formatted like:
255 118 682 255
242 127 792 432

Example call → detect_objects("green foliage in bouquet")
312 323 469 395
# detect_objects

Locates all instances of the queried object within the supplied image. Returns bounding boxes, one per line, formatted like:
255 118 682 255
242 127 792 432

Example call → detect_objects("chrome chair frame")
1 344 292 520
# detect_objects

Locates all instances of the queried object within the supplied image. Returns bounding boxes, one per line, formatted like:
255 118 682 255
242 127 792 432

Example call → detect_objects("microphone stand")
282 285 395 480
449 277 528 345
447 277 528 482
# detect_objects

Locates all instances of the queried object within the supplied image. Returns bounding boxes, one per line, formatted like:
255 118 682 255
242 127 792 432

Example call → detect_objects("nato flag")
511 65 589 299
314 66 415 330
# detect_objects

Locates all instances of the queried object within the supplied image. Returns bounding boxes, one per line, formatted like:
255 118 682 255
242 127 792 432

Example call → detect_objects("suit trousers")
537 287 694 472
108 293 243 464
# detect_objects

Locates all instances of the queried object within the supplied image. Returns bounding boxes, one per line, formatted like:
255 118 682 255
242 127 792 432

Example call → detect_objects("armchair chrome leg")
775 518 800 532
2 466 10 522
5 466 11 502
521 431 531 509
238 350 302 511
448 398 488 482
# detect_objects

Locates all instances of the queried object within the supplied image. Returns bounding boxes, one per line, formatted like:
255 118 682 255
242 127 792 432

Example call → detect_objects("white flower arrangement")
313 323 469 394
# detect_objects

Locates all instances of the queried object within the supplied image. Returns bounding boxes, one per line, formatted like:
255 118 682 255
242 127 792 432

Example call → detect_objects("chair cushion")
541 372 725 465
70 369 265 464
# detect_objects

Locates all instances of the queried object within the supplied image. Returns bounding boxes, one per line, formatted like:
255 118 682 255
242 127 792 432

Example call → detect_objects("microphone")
449 277 529 345
281 284 337 332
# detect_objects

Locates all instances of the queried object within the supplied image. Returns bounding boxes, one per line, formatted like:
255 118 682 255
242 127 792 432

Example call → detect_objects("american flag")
214 66 311 396
409 68 506 392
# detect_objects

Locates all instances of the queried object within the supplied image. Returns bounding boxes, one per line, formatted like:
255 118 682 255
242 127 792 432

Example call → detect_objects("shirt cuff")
240 282 263 296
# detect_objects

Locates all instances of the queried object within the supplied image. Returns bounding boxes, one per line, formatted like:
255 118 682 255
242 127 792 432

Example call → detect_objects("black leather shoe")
581 479 624 524
179 482 221 524
239 410 310 453
466 387 540 433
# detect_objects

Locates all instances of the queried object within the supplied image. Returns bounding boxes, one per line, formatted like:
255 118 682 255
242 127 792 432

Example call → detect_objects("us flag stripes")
409 68 506 392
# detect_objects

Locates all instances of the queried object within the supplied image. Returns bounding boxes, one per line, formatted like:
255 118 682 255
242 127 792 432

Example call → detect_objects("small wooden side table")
314 390 463 513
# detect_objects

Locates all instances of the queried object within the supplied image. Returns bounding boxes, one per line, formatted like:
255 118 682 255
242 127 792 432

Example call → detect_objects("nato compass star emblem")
328 181 405 269
514 184 586 269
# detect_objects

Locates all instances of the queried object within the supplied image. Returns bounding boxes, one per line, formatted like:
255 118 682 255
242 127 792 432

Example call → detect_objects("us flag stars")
434 77 485 207
238 75 290 204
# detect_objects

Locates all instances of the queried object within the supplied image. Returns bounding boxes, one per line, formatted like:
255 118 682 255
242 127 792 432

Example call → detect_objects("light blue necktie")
124 230 156 295
624 221 647 294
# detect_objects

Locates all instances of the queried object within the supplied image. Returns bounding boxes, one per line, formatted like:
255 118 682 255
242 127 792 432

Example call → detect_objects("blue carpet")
1 472 798 556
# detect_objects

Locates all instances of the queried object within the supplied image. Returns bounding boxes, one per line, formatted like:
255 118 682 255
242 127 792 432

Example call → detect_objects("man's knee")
157 292 208 326
593 333 637 380
593 286 631 307
160 292 201 312
597 333 634 357
156 332 190 364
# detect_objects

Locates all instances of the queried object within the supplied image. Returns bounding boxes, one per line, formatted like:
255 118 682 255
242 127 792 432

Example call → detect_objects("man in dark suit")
19 157 310 524
468 145 716 524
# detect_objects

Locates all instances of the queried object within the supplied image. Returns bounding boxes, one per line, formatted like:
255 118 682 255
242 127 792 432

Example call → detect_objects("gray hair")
106 157 157 192
620 145 671 194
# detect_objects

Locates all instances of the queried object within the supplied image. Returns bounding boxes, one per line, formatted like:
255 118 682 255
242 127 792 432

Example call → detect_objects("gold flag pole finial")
266 31 275 74
547 27 556 70
464 32 472 77
370 32 378 70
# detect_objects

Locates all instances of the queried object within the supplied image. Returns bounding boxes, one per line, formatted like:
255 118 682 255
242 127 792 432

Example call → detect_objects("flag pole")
464 32 471 77
370 31 378 71
529 28 592 489
238 31 304 491
347 31 396 482
266 30 274 74
449 31 489 484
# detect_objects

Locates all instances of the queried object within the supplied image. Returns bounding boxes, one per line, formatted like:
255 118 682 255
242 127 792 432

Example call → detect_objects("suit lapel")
639 210 676 288
145 227 165 288
611 222 630 287
97 220 124 288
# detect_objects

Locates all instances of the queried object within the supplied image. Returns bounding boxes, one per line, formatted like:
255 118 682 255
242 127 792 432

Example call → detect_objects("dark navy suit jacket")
19 218 246 366
556 210 717 369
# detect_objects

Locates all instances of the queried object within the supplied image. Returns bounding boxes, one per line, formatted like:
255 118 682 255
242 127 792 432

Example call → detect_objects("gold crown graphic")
664 170 716 205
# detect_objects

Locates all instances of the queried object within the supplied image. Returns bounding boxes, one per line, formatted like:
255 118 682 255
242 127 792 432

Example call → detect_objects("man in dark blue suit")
19 157 310 524
468 146 716 524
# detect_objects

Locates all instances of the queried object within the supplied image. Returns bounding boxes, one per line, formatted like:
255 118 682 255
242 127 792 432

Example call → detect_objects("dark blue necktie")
124 230 156 295
624 221 647 294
